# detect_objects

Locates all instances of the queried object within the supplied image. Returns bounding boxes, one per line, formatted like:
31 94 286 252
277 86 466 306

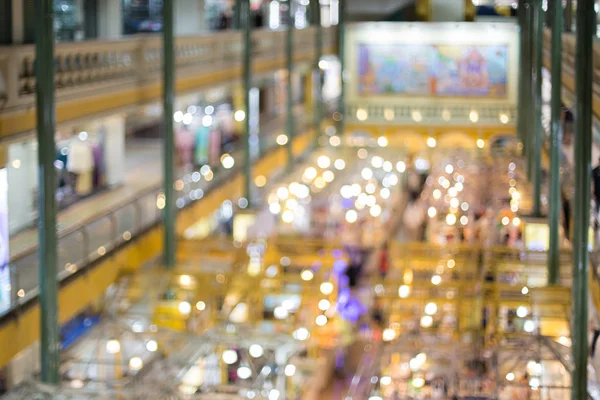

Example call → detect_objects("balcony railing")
0 27 336 114
542 28 600 100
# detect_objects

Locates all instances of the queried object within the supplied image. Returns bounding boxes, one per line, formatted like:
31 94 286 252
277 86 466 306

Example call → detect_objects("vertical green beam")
572 0 594 398
519 0 533 162
286 0 295 169
517 0 527 148
527 1 536 181
243 0 252 205
312 0 323 147
532 0 543 216
564 0 573 32
35 0 59 384
547 0 562 285
337 0 346 136
163 0 176 268
233 0 242 30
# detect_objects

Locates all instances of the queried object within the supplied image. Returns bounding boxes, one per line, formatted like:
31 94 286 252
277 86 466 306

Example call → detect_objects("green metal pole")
337 0 345 137
312 0 323 147
35 0 60 385
572 0 594 398
547 0 562 285
526 0 536 181
163 0 176 268
243 0 252 205
517 0 527 148
233 0 242 30
286 0 295 169
532 0 543 216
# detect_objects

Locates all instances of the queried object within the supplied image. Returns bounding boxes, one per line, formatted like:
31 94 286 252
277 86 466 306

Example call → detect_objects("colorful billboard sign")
357 43 508 97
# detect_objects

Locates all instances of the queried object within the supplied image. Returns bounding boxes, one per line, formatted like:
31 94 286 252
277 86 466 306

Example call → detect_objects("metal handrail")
0 101 336 320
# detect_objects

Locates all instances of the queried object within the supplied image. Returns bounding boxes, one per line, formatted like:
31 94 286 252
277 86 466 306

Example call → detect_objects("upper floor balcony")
0 26 337 139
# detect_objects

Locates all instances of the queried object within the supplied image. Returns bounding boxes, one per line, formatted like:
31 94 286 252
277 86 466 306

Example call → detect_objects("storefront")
7 115 125 235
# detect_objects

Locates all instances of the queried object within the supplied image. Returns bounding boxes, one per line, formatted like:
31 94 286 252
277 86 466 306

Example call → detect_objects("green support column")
517 0 527 148
519 0 533 160
233 0 242 30
547 0 562 285
526 0 536 180
312 0 323 147
532 0 543 216
243 0 252 205
286 0 295 169
337 0 346 136
572 0 594 398
163 0 176 268
35 0 60 384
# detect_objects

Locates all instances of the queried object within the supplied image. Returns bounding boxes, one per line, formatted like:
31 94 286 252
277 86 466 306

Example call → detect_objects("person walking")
378 242 389 279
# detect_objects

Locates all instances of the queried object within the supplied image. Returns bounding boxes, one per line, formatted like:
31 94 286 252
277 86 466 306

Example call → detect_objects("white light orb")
221 155 235 169
222 349 238 364
320 282 334 295
506 372 515 381
382 328 396 342
234 110 246 121
301 270 314 281
413 377 425 388
524 320 535 333
284 364 296 377
106 339 121 354
377 136 388 147
146 340 158 352
317 155 331 169
427 137 437 148
269 203 281 214
293 327 310 341
420 315 433 328
371 156 384 168
282 210 294 223
445 164 454 174
425 302 438 315
361 167 373 180
237 366 252 379
380 376 392 386
380 188 391 199
398 285 410 298
396 161 406 173
522 286 529 295
370 205 382 217
517 306 528 318
318 299 331 311
129 357 144 371
249 344 264 358
304 167 317 181
345 210 358 223
276 134 289 145
178 301 192 315
428 207 437 218
315 315 328 326
274 306 289 319
334 159 346 170
446 214 457 225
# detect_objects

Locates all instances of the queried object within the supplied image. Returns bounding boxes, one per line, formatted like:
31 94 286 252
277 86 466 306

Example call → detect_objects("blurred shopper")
378 242 389 279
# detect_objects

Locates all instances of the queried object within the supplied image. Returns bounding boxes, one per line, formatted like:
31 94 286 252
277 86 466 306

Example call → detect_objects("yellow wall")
0 48 332 140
